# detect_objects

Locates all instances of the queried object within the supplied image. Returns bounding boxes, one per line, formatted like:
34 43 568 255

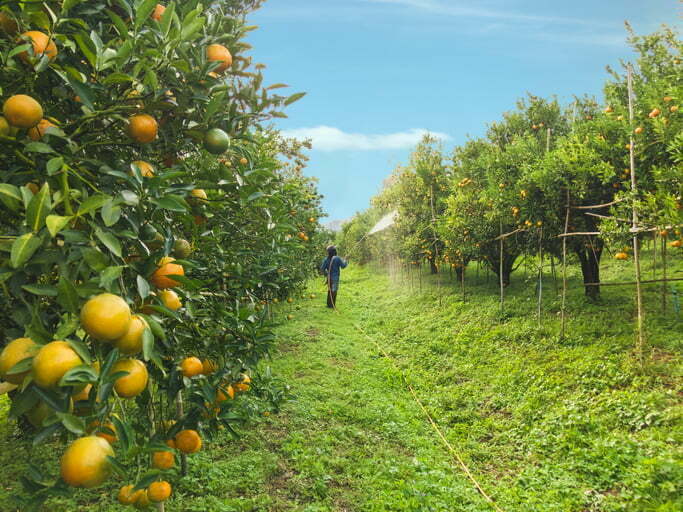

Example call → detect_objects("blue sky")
248 0 678 221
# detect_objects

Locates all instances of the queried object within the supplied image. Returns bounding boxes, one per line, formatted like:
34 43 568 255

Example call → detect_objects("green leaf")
135 0 157 29
62 0 85 14
150 195 188 212
73 32 97 68
99 266 124 290
57 275 80 314
5 357 32 376
11 233 42 268
106 9 128 36
59 365 99 386
142 327 154 361
46 156 64 175
101 200 121 227
140 314 166 342
54 313 80 339
95 229 122 258
137 275 150 299
180 14 204 41
26 183 52 232
160 1 175 36
24 142 54 153
46 215 72 237
67 339 92 364
77 193 110 216
285 92 306 106
111 415 131 454
22 284 58 296
82 247 108 271
102 72 135 85
56 413 86 435
0 183 22 212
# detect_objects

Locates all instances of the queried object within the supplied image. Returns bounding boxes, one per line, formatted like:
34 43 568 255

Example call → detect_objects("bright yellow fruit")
0 337 38 384
60 436 114 488
80 293 132 342
114 315 148 355
112 359 148 398
32 341 82 389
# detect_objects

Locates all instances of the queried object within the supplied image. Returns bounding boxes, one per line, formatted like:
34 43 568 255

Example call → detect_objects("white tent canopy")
368 210 398 235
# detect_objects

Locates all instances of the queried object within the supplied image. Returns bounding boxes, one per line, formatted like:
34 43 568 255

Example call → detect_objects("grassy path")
188 267 490 511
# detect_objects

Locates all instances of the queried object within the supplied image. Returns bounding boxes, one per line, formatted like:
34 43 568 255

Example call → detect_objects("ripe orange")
127 114 158 143
151 4 165 21
648 108 661 118
207 43 232 73
202 358 217 375
150 262 185 289
72 383 92 403
28 118 56 140
634 126 643 134
112 359 148 398
81 293 132 341
32 341 82 388
190 188 208 203
297 232 306 240
239 157 248 166
234 373 251 392
0 115 10 136
114 315 148 355
133 489 150 509
90 420 117 444
165 438 176 449
671 240 682 248
174 429 202 454
19 31 57 62
671 105 679 113
0 337 38 384
118 484 136 505
3 94 43 128
148 481 172 502
180 356 203 377
217 384 235 402
152 450 174 470
60 436 114 488
131 160 155 177
0 12 18 35
159 289 182 311
615 252 628 261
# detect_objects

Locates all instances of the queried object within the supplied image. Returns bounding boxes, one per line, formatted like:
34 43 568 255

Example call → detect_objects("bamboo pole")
662 237 668 312
561 191 570 339
537 227 543 326
627 63 646 364
499 219 504 315
176 394 188 476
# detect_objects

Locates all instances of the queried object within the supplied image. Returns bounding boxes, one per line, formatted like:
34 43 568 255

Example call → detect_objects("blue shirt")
320 256 348 281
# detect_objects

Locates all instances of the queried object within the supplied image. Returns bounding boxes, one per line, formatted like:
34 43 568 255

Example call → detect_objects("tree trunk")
575 242 603 300
429 258 438 274
486 251 516 287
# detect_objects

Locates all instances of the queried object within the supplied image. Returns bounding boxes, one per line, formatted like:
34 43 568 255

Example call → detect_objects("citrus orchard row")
341 25 681 300
0 0 322 509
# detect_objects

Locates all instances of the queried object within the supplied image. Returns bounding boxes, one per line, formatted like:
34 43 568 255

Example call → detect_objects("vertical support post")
176 394 188 476
499 220 504 316
627 64 645 364
561 191 570 339
537 226 543 326
662 237 668 313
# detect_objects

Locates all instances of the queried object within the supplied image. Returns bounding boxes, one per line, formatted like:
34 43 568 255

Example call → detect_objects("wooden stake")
499 219 504 315
176 394 188 476
537 226 543 326
561 191 570 339
627 63 646 364
662 237 668 312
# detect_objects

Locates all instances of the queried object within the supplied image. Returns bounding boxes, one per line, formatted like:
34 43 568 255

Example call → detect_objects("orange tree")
0 0 314 508
375 134 451 273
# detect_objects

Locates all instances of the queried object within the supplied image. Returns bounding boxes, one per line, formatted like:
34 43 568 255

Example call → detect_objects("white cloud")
281 126 450 151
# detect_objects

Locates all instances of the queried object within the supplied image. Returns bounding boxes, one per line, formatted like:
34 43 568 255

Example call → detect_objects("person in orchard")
320 245 348 308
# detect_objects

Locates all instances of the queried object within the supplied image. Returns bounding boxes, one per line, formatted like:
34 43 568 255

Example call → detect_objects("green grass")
0 252 681 511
